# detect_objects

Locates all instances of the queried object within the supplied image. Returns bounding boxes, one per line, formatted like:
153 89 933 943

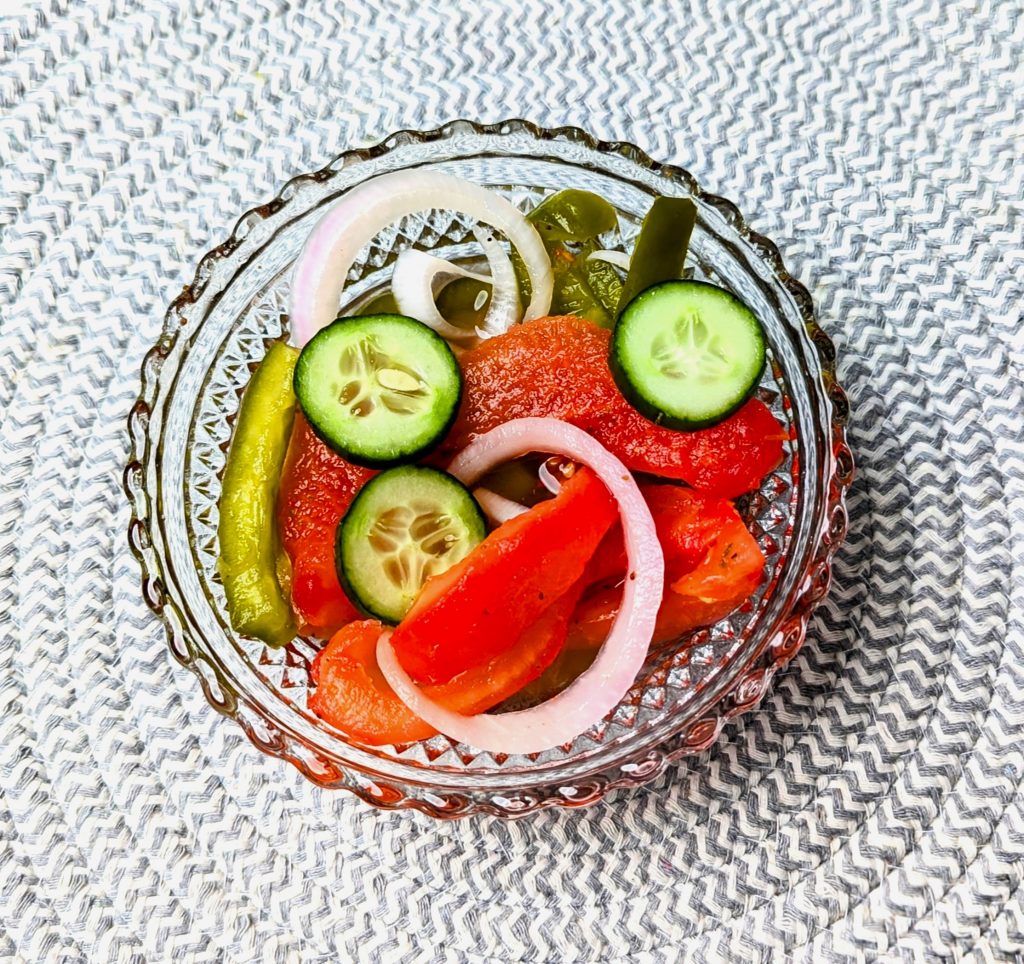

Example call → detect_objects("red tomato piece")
591 399 787 500
447 315 619 439
582 482 727 588
389 466 618 685
309 586 578 745
568 483 765 648
276 413 375 637
447 315 785 499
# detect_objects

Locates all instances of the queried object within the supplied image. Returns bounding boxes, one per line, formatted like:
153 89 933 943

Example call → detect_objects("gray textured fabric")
1 0 1022 961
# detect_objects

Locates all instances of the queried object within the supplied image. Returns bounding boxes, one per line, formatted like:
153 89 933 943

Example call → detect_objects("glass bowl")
124 120 852 818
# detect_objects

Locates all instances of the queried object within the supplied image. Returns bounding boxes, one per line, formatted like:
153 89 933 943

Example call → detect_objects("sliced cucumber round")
336 466 485 624
294 314 461 467
610 280 766 430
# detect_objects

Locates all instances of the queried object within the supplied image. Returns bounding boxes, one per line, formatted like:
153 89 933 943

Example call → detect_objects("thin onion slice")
391 226 521 341
391 249 490 341
473 487 528 525
289 171 553 347
377 418 664 755
587 249 631 271
537 457 568 495
471 227 519 339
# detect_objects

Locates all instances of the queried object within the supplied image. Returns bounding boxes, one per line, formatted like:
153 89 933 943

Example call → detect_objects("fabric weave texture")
0 0 1022 961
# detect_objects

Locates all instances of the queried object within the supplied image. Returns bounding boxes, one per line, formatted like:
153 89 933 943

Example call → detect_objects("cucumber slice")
294 314 461 467
611 280 766 430
336 466 486 624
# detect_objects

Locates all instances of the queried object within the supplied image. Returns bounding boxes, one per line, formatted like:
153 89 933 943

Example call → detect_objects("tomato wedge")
582 483 726 587
389 466 617 684
568 483 765 647
591 400 786 499
448 315 785 498
276 413 375 636
309 586 578 744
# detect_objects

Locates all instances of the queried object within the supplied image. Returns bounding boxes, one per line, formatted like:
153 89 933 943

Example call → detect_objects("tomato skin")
276 413 374 636
667 512 764 604
310 622 415 744
309 587 577 745
389 467 618 685
567 483 765 648
583 483 729 587
448 316 617 438
591 399 786 500
448 315 785 498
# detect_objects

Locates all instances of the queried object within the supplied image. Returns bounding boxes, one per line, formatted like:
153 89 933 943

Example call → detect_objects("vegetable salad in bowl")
126 122 850 816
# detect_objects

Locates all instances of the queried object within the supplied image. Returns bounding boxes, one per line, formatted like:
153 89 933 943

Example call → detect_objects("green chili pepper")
616 197 696 318
217 340 299 646
511 247 533 308
528 189 618 243
435 276 491 330
578 239 625 323
548 247 614 327
512 190 623 323
357 291 400 315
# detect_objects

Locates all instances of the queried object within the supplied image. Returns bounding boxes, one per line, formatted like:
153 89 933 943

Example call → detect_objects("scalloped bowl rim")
123 119 852 818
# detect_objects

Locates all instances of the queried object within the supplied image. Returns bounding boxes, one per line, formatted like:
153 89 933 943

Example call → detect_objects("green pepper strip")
547 245 615 328
217 340 299 646
528 188 618 243
511 189 623 327
616 196 696 318
435 277 491 330
579 240 624 318
357 291 400 316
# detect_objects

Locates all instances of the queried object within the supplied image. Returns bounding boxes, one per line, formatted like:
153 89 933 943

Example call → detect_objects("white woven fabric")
1 0 1022 960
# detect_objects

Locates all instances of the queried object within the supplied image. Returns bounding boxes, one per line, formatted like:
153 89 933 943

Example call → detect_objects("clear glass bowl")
124 120 852 817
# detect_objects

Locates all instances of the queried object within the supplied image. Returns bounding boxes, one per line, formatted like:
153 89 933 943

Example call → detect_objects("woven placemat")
2 0 1022 960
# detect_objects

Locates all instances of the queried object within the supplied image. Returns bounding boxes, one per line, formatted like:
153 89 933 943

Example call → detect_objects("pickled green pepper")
528 188 617 243
512 189 624 327
435 276 492 330
357 291 400 316
616 197 696 317
217 340 299 646
548 247 615 327
579 243 624 316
